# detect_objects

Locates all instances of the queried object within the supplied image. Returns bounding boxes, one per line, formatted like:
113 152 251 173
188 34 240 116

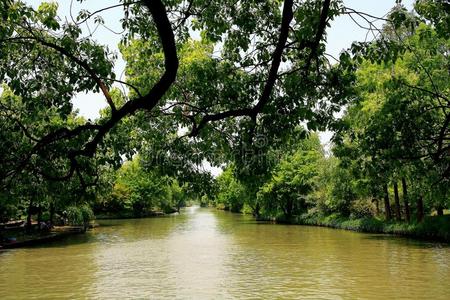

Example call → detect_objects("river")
1 207 449 299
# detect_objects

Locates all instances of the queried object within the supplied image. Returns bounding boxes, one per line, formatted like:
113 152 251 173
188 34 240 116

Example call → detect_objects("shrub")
66 206 83 226
350 199 376 219
80 204 94 223
0 204 18 223
66 205 94 226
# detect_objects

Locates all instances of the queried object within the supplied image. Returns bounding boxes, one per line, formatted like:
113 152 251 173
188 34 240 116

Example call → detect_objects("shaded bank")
0 211 178 249
275 213 450 243
0 226 87 249
95 211 169 220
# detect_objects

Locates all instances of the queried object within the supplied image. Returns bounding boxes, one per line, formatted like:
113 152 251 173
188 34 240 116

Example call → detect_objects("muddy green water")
1 207 449 299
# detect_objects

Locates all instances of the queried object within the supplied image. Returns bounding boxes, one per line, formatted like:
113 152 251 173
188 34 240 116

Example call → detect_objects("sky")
22 0 415 174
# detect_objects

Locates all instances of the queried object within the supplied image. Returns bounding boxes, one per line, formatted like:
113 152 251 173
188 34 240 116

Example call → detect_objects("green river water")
1 207 449 299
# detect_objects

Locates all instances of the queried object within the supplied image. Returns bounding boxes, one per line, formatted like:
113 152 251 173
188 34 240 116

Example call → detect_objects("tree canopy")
0 0 448 227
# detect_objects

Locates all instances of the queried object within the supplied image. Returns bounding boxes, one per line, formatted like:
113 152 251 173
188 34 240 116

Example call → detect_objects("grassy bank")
281 213 450 243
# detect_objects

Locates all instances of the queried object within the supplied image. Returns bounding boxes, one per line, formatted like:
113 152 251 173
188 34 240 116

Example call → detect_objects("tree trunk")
437 206 444 216
416 196 424 222
383 184 392 221
401 178 410 222
253 202 261 219
393 181 401 221
26 198 33 233
37 205 42 231
285 198 293 220
373 198 380 215
49 202 55 227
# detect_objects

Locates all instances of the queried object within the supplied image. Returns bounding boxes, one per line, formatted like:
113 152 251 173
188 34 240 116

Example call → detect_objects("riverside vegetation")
0 0 449 244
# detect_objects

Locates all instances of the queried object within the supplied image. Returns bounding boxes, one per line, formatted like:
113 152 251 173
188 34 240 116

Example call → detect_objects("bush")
199 195 209 207
66 205 94 226
215 203 226 210
80 204 94 223
0 204 18 223
315 198 333 216
413 215 450 241
350 199 376 219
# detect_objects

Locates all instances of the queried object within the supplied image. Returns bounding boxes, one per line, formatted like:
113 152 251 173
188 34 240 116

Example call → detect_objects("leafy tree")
334 6 449 221
0 85 105 225
258 134 323 220
96 155 188 217
214 166 247 213
0 0 347 188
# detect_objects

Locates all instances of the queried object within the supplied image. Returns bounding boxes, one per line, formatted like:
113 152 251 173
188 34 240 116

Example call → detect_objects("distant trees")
214 166 247 213
95 155 187 217
258 134 323 220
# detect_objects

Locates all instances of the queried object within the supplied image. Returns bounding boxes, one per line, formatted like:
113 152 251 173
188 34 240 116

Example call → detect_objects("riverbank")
1 211 180 249
95 210 178 220
0 223 98 250
0 226 88 249
95 211 165 220
216 205 450 242
279 213 450 243
215 204 450 242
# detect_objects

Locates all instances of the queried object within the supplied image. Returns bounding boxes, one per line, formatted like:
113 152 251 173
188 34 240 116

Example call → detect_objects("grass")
288 213 450 243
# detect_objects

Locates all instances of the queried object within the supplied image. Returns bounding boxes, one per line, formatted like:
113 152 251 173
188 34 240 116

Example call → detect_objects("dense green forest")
0 0 448 240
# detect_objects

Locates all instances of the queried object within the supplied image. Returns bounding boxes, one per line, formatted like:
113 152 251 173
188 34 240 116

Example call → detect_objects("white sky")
22 0 415 175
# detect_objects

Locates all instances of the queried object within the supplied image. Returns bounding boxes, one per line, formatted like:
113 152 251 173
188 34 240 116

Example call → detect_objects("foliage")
294 213 450 242
199 195 210 208
349 199 377 219
95 155 188 217
0 0 449 245
66 204 94 227
258 134 323 219
206 4 449 236
214 166 247 213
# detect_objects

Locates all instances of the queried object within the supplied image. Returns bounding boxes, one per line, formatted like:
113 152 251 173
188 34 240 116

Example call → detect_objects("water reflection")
0 237 98 299
1 208 449 299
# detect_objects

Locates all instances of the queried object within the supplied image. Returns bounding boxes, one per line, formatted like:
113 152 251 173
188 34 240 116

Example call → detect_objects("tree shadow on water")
362 234 450 249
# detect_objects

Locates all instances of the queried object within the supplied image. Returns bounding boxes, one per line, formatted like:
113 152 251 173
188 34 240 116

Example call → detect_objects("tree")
258 134 323 220
214 166 247 213
334 6 449 221
0 0 348 189
0 85 107 224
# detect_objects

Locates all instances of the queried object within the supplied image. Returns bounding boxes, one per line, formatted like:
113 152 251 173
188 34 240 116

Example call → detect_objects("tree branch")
188 0 332 137
303 0 331 75
188 0 295 136
68 0 179 159
7 36 117 113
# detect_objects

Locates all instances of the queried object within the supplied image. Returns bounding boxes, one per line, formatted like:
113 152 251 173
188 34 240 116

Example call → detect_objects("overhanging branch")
188 0 332 137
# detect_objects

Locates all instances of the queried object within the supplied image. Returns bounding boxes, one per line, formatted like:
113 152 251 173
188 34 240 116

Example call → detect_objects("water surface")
1 207 449 299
